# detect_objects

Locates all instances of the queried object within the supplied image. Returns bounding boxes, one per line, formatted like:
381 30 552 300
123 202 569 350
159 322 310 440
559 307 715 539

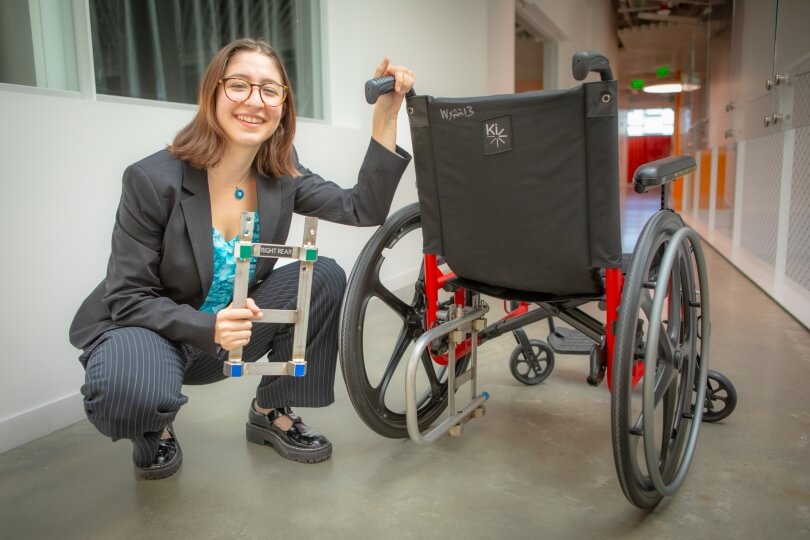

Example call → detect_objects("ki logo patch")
482 115 513 155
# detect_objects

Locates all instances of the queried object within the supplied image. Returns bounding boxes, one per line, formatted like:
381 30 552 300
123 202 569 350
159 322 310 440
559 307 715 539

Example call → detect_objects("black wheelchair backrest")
406 75 622 297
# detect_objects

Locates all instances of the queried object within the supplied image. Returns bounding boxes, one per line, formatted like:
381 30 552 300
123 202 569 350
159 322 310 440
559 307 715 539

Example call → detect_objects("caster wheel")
701 369 737 423
509 339 554 385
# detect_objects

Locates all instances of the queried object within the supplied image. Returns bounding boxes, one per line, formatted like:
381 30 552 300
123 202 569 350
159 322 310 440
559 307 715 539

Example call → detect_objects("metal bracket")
223 213 319 378
405 300 490 444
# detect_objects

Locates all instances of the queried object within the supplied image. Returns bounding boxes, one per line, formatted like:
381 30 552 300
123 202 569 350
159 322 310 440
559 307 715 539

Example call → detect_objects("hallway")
1 188 809 539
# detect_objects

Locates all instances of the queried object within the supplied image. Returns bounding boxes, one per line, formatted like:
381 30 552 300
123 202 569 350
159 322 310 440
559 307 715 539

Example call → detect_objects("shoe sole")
246 422 332 463
134 447 183 480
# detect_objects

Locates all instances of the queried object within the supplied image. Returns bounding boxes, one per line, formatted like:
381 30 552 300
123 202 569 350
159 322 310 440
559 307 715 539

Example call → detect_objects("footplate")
548 327 597 354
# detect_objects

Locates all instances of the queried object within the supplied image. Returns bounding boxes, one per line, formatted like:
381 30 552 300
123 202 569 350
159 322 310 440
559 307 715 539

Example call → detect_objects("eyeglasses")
219 77 287 107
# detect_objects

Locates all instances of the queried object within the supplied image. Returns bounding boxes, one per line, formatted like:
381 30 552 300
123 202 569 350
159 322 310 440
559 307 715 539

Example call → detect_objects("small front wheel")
701 369 737 423
509 339 555 385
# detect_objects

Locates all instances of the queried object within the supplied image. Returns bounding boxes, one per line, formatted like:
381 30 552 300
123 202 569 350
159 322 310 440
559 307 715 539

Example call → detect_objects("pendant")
234 187 245 200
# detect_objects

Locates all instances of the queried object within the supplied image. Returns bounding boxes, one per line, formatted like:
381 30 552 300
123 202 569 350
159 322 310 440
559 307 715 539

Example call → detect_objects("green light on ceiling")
656 66 670 78
630 79 645 90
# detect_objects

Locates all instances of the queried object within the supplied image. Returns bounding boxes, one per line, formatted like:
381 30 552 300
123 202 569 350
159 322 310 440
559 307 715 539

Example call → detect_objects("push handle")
572 51 613 81
365 76 395 104
364 75 416 104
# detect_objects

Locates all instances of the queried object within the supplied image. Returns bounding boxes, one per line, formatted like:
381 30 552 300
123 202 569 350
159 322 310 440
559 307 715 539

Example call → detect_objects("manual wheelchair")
338 52 737 508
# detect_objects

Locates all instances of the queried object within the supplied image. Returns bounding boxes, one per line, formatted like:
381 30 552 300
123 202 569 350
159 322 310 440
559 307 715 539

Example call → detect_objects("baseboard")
0 393 85 454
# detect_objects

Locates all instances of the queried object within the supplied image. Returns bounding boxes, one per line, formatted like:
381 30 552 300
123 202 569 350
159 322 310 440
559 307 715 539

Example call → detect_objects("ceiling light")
643 73 701 94
643 81 701 93
643 83 685 93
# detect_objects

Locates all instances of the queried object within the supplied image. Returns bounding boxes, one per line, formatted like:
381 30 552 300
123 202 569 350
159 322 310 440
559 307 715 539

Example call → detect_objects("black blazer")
70 138 411 356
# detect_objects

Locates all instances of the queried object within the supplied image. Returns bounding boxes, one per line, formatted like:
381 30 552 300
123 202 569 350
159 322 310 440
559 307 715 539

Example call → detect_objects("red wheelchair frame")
422 254 635 390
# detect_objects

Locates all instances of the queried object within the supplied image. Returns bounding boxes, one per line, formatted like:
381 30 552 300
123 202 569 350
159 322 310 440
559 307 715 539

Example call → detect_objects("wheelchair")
339 52 737 509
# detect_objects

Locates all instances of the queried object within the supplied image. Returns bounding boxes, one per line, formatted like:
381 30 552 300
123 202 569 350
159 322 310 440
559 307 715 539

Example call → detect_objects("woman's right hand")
214 298 264 351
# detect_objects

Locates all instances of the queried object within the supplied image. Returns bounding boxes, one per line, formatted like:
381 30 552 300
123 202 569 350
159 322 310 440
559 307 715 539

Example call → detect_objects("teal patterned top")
199 212 259 314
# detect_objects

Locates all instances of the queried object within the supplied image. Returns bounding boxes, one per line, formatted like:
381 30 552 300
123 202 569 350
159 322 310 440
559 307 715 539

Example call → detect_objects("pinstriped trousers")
79 257 346 467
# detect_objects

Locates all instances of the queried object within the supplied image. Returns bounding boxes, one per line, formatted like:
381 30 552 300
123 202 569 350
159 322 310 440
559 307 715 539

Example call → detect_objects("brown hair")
169 38 299 178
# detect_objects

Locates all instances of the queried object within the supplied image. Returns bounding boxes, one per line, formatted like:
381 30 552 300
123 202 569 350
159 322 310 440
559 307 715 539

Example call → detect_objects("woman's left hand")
371 57 415 152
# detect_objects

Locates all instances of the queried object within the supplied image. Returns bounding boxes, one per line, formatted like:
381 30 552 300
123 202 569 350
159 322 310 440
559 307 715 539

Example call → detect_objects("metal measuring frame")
222 211 319 378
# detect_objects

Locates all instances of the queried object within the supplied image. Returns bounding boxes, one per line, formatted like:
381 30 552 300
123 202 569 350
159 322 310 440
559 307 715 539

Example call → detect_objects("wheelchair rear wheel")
340 203 469 439
611 210 710 508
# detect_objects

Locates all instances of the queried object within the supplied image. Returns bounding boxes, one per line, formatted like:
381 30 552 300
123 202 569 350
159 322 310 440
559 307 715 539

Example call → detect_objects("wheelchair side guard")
223 211 319 378
406 301 490 444
633 155 697 194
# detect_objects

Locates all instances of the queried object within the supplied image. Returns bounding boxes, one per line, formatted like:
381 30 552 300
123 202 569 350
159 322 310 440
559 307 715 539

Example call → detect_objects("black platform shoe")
246 401 332 463
135 424 182 480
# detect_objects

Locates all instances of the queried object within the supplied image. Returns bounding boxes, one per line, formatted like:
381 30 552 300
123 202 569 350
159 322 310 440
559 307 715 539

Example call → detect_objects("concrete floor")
2 194 810 539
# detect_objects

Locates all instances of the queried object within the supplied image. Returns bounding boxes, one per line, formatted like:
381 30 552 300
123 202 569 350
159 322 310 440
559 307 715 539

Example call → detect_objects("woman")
69 38 414 479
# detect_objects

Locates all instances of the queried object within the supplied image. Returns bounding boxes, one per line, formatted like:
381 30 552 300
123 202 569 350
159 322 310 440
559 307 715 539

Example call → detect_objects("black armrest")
633 156 696 194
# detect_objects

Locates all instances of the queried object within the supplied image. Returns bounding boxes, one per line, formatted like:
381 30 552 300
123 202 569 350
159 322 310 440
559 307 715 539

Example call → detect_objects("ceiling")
610 0 732 104
514 0 733 106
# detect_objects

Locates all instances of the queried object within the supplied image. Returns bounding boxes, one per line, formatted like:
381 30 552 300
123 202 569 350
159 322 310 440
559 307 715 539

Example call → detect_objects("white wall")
0 0 517 452
527 0 619 87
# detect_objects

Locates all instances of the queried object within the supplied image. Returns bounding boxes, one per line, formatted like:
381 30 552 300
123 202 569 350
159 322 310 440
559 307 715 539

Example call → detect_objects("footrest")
547 327 597 354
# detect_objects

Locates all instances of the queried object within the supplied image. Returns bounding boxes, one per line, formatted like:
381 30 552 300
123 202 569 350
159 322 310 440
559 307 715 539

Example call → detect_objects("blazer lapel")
256 170 282 279
179 163 213 297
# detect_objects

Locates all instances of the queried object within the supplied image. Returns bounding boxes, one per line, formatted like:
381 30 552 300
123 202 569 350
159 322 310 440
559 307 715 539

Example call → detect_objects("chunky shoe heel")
135 424 182 480
246 401 332 463
245 423 268 445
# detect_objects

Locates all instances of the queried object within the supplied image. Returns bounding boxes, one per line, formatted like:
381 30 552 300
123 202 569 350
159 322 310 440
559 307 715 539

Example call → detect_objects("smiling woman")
69 37 415 480
171 40 299 181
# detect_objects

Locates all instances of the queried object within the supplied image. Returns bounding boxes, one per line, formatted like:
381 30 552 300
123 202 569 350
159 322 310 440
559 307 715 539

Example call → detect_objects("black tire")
701 369 737 423
509 339 554 385
611 210 709 509
339 203 469 439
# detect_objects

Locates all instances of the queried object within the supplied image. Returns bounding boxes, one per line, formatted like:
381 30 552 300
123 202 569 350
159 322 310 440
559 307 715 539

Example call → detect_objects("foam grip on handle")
365 76 395 104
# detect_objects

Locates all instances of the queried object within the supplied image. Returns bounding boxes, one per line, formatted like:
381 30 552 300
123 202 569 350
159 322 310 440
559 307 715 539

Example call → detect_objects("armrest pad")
633 156 696 193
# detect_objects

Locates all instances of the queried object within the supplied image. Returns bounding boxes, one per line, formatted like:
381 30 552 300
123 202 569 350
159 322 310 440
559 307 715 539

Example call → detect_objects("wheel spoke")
657 377 680 469
374 326 413 411
640 286 677 364
372 277 414 320
652 361 677 408
420 351 445 395
666 267 683 344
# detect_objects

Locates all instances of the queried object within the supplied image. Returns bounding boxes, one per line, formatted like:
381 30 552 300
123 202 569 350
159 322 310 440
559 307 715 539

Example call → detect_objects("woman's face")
215 50 285 152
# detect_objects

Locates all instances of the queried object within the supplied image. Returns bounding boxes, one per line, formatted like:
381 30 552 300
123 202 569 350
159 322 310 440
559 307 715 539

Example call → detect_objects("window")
0 0 79 91
90 0 323 118
626 108 674 137
0 1 323 118
89 0 323 118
